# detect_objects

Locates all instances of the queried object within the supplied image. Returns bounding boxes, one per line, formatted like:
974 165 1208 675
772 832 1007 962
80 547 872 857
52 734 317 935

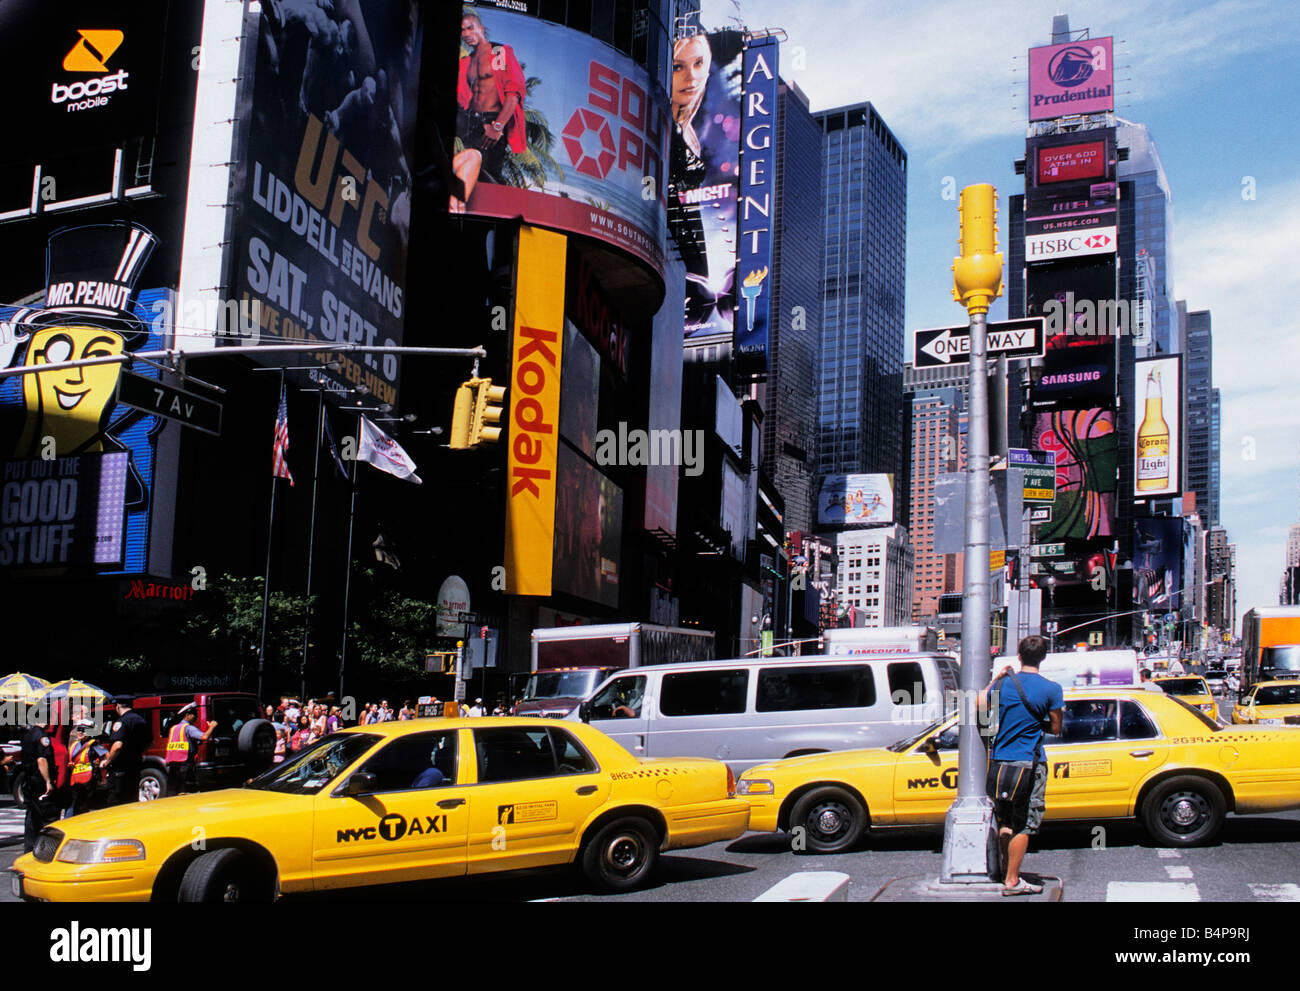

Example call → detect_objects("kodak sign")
505 226 566 595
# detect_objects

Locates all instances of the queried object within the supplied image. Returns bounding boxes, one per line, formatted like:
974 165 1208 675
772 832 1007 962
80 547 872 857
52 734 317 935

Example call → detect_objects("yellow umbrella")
0 672 51 705
37 679 112 725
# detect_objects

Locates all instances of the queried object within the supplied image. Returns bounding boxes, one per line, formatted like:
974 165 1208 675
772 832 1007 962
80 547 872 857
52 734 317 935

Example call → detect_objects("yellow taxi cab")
11 718 749 902
1153 675 1220 717
737 688 1300 853
1231 680 1300 725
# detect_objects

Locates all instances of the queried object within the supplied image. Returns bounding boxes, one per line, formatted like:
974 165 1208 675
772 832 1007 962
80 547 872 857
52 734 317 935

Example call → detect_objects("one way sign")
912 318 1045 367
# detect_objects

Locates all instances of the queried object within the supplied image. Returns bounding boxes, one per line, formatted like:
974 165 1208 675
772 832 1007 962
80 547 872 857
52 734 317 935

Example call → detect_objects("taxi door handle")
1129 750 1155 758
575 785 598 796
437 798 465 809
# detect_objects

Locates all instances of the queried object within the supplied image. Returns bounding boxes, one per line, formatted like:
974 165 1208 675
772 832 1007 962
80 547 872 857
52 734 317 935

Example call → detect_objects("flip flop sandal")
1002 879 1043 896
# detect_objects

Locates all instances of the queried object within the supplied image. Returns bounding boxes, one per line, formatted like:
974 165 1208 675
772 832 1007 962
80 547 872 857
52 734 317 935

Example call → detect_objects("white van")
569 654 960 773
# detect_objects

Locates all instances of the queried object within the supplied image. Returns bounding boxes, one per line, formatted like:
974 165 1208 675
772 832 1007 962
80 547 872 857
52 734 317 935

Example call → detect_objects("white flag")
357 416 422 484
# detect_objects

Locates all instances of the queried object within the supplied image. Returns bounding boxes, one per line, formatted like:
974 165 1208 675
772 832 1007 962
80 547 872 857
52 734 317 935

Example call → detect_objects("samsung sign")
734 36 779 376
1026 227 1117 261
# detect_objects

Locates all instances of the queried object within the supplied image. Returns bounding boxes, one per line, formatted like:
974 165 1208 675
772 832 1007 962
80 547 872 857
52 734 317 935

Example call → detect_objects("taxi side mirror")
342 771 377 797
920 737 939 756
578 701 592 723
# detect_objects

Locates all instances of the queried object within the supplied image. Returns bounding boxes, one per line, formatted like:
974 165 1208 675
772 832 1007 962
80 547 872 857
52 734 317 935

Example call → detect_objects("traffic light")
952 183 1004 316
469 377 507 446
449 380 475 449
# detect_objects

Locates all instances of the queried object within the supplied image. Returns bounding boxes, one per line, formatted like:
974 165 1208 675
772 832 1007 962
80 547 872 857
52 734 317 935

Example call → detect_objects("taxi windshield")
1157 678 1208 695
246 734 379 794
1256 684 1300 706
886 714 953 752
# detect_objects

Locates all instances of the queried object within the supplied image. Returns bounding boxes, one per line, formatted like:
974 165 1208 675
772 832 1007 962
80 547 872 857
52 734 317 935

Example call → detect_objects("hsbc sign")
1025 226 1117 261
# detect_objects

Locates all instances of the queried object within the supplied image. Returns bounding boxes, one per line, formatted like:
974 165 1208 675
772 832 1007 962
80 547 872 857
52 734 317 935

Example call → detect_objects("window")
248 734 379 795
660 670 749 717
356 730 459 791
1050 700 1119 744
475 727 557 782
887 662 928 704
587 675 646 720
756 665 876 712
1120 701 1159 739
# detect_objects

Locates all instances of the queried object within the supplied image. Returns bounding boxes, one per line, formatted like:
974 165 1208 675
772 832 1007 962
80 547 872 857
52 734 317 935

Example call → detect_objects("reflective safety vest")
70 744 95 785
165 722 190 763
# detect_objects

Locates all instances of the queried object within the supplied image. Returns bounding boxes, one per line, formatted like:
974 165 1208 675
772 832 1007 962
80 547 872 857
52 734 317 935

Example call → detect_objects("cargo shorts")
988 759 1048 836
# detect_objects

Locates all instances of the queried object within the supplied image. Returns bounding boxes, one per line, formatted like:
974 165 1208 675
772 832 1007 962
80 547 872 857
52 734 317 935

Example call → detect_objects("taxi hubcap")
607 835 643 872
1163 792 1207 830
810 802 850 838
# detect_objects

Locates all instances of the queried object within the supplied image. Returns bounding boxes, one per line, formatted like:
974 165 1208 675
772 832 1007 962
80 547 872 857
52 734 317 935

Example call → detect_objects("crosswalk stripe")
1107 881 1200 901
1248 883 1300 902
1164 866 1193 879
1156 849 1181 858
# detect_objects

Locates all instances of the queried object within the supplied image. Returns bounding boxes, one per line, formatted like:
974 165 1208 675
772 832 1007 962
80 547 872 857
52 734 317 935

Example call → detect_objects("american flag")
272 385 294 486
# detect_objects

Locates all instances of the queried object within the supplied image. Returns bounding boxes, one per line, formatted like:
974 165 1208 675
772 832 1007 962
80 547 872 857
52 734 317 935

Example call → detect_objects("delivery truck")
1240 607 1300 693
513 623 715 717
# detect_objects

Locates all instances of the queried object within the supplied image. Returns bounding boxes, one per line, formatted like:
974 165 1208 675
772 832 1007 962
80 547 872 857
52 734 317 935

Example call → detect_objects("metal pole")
258 371 285 703
339 434 359 705
300 392 324 700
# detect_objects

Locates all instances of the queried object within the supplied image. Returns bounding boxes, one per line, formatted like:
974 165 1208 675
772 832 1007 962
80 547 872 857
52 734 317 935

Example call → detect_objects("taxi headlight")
56 838 146 865
736 778 775 796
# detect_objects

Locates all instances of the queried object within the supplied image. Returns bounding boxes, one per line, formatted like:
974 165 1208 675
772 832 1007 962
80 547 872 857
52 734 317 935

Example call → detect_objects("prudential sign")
735 36 779 377
1028 37 1114 122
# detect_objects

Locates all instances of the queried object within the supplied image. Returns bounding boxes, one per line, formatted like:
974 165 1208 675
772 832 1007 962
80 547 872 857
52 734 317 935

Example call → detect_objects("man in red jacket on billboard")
452 11 526 212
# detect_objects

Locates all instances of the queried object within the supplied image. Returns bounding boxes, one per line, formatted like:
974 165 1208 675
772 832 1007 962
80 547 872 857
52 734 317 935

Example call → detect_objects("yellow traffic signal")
952 183 1004 315
449 381 475 449
469 378 507 446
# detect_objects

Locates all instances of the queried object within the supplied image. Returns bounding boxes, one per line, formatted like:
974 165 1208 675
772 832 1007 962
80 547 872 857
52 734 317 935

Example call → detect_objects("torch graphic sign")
735 36 778 376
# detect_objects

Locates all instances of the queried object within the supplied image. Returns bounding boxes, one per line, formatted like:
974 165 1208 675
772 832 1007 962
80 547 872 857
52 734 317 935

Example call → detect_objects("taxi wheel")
580 817 659 893
790 787 867 854
177 849 272 903
1141 776 1226 847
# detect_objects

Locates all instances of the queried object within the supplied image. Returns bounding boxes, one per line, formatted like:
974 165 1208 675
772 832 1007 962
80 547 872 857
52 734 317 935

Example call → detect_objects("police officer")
165 705 217 796
20 721 56 853
103 696 151 805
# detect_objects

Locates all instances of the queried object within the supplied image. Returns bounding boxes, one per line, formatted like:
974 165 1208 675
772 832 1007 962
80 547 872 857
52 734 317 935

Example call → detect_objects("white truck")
513 623 716 718
822 626 941 656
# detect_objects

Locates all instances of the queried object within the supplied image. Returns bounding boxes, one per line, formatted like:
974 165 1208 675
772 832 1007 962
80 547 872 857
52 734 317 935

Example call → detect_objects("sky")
701 0 1300 623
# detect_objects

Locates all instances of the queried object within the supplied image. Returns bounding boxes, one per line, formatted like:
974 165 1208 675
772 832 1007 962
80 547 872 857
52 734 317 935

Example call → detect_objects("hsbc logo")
52 29 130 112
1026 226 1116 261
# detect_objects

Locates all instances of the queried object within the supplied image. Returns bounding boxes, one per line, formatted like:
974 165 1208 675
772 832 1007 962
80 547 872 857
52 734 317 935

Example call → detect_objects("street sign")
1009 448 1056 503
1030 543 1065 557
116 371 223 435
912 318 1046 368
1029 505 1053 523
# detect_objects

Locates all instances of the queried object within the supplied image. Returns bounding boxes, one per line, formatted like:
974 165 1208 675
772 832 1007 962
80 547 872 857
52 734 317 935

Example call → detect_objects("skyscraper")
1184 307 1219 527
759 80 824 534
815 102 908 520
906 385 962 621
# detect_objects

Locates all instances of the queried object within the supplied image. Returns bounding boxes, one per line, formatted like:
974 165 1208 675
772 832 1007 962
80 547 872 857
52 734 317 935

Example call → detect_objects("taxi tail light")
726 766 736 798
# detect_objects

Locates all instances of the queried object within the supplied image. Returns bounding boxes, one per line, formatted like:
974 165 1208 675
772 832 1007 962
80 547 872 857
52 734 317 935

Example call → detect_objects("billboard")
734 36 779 375
1028 36 1114 121
505 226 566 596
1036 140 1107 185
448 8 668 276
1029 409 1117 541
818 475 895 528
0 224 171 575
644 258 684 537
1027 256 1118 410
670 30 746 344
1133 355 1183 498
228 1 424 405
0 0 168 156
1133 517 1184 611
553 442 622 608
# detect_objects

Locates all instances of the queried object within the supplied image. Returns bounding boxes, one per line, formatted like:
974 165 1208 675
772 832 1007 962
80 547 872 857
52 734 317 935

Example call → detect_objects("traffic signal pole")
941 185 1004 884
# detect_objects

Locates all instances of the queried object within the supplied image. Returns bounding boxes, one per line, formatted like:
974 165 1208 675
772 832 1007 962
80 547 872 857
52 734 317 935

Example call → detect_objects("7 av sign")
913 318 1045 367
116 371 223 436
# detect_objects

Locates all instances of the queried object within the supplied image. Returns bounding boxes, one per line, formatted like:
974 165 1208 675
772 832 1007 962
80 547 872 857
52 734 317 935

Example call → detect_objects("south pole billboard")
228 1 424 405
670 30 746 345
817 474 894 528
449 7 668 277
1133 355 1183 498
1028 36 1114 122
734 36 778 376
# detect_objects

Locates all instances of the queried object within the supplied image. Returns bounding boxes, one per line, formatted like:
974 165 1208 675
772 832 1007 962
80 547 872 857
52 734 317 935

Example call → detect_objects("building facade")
834 524 913 628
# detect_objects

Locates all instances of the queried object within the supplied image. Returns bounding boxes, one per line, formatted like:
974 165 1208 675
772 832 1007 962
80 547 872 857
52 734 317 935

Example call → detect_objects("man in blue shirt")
980 636 1064 895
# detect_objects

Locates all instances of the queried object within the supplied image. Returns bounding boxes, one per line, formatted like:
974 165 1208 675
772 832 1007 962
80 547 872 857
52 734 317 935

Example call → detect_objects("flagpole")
258 370 285 704
339 423 360 707
300 391 324 701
